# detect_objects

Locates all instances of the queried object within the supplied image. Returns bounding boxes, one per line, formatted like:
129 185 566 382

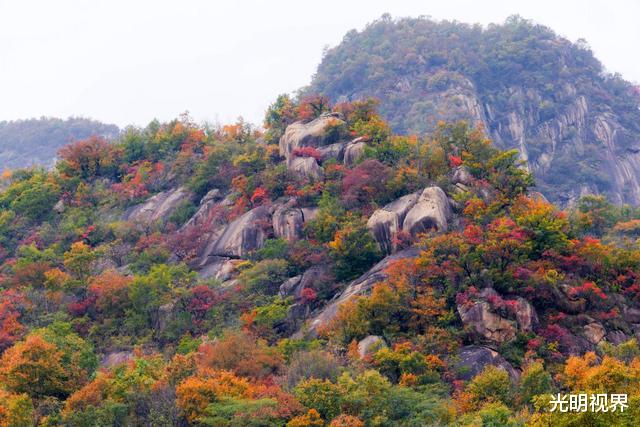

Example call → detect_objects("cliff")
307 15 640 206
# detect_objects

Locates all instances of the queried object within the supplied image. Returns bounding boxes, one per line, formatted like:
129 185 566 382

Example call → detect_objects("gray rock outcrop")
457 288 537 344
272 200 305 242
367 187 451 254
288 156 324 181
201 205 270 259
458 296 517 344
402 187 452 235
357 335 387 359
279 275 303 299
453 345 519 381
279 112 346 161
343 139 366 165
123 187 193 224
583 322 606 345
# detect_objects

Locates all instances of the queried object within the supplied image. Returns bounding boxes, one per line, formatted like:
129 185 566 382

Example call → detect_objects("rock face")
513 296 538 332
317 142 346 161
606 330 628 345
288 157 324 181
279 114 370 179
583 322 606 345
155 302 175 333
357 335 387 359
343 139 366 165
403 187 452 235
367 187 451 254
279 275 303 299
200 205 270 259
623 306 640 323
100 350 135 369
279 265 332 300
195 198 317 276
198 257 244 281
457 288 537 344
453 345 518 381
458 297 517 344
307 19 640 206
123 187 193 224
306 248 420 336
279 112 346 161
182 189 227 230
272 200 305 242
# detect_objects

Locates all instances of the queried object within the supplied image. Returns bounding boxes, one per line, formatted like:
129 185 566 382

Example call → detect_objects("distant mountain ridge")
0 117 119 171
306 15 640 206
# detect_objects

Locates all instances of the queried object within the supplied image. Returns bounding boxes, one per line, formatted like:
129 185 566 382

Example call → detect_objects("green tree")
467 365 514 408
329 217 381 281
517 362 553 408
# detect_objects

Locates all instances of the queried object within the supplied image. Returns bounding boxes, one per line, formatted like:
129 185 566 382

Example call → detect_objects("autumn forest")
1 14 640 427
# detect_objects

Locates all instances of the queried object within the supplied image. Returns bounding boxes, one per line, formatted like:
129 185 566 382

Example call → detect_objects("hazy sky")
1 0 638 128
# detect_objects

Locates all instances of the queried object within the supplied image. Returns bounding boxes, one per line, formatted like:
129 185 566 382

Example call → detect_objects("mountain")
306 15 640 206
0 117 119 171
2 18 640 426
1 98 640 424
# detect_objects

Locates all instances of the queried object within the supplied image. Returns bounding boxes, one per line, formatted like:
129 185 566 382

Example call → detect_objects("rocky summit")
307 15 640 207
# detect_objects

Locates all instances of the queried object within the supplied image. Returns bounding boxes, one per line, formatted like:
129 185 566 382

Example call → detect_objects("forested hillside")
0 118 119 171
0 92 640 425
307 15 640 206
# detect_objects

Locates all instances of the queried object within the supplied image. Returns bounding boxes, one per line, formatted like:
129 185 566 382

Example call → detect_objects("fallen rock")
124 187 193 224
367 187 451 254
357 335 387 359
53 199 65 214
453 345 518 381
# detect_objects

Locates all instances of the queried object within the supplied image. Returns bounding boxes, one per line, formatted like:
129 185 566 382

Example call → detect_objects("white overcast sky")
0 0 638 128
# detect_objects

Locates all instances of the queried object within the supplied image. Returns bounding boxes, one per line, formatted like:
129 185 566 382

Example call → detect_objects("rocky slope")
145 117 640 364
5 89 640 424
306 15 640 206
